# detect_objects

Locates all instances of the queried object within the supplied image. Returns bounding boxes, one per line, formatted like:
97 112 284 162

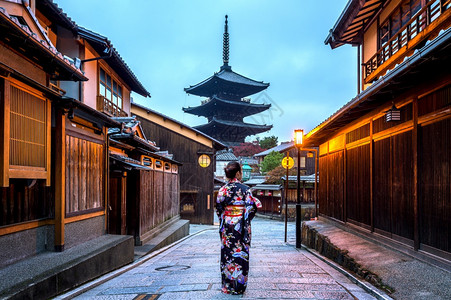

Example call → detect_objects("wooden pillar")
105 127 109 231
45 100 51 186
55 108 66 252
0 78 10 187
413 97 420 250
343 147 347 222
370 120 374 232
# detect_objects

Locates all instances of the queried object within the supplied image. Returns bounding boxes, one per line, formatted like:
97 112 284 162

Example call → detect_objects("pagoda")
183 15 272 146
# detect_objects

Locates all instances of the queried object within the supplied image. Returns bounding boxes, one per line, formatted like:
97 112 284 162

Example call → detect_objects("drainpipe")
357 45 361 94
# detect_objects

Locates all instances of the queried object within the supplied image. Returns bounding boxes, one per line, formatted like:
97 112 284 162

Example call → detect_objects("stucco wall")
82 44 98 109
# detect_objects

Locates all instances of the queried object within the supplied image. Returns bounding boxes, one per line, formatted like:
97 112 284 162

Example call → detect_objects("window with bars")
10 85 47 169
99 67 123 109
1 81 51 187
379 0 424 49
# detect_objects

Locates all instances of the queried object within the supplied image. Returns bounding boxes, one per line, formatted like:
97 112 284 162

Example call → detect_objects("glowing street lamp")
294 129 304 248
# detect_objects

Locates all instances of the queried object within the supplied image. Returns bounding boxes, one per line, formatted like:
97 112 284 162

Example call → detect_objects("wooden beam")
46 100 51 186
0 78 10 187
370 120 374 232
412 97 420 251
54 108 66 252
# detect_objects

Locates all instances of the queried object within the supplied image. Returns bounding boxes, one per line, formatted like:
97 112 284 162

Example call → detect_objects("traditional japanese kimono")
215 178 262 294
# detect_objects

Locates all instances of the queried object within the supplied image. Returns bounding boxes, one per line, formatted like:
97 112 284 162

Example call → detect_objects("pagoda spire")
222 15 230 70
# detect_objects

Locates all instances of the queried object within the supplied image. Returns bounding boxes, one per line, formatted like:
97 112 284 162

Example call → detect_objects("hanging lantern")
385 104 401 122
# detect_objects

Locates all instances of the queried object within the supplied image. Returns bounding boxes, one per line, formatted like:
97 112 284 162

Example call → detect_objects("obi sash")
224 205 244 217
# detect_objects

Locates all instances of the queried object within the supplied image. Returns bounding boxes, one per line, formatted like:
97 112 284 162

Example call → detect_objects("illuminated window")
198 154 211 168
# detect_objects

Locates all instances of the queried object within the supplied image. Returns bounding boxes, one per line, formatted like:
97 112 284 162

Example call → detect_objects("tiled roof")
39 1 150 97
131 102 227 150
184 67 269 98
253 184 282 191
243 178 266 185
282 174 318 183
195 117 272 130
254 142 294 157
0 6 86 81
216 149 238 161
183 95 271 117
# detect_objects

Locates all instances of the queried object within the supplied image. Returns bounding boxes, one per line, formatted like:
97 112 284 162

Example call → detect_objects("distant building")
183 15 272 146
215 149 238 180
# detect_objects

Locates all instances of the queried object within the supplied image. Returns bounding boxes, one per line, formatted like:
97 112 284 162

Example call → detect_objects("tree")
260 151 284 173
232 142 263 157
265 165 298 184
259 136 278 149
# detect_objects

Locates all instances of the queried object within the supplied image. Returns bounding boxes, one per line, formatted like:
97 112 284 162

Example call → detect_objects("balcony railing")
97 95 127 117
364 0 450 82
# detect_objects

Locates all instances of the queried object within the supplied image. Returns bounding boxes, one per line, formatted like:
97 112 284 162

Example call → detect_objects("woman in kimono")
215 161 262 295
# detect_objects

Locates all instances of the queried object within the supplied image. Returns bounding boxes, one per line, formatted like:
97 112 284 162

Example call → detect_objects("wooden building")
253 184 282 216
131 103 226 224
0 0 180 268
306 0 451 264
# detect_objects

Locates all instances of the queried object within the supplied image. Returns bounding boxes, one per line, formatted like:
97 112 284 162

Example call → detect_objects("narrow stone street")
61 218 378 299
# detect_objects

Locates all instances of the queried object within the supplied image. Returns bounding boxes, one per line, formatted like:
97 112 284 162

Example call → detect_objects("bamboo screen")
10 86 47 168
65 135 104 214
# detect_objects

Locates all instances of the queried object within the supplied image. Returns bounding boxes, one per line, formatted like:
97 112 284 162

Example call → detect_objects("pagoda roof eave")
182 96 271 117
184 67 269 97
194 118 272 132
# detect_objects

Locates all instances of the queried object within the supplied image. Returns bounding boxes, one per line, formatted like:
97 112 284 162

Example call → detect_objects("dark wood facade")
132 104 226 224
314 79 451 260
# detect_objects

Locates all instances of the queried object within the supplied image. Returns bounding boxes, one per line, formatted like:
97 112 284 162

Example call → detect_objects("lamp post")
294 129 303 248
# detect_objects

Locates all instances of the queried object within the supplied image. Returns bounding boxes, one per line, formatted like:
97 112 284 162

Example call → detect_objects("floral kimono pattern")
215 178 262 294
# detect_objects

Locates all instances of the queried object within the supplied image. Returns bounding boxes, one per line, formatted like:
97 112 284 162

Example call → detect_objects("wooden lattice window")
2 82 51 186
10 86 47 168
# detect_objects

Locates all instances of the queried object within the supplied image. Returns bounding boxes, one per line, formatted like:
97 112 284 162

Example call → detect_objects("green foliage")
265 165 298 184
260 151 284 173
259 136 278 150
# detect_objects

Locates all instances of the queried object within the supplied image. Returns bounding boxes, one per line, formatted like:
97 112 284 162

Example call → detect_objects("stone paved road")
64 218 378 299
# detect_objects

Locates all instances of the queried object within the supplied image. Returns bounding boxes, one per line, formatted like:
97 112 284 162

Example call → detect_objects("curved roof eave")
183 96 271 116
184 68 269 97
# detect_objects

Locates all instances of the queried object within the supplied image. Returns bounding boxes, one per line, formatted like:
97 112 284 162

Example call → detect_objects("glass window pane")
401 2 410 26
117 97 122 109
106 88 112 100
113 81 118 93
411 0 422 16
100 68 105 82
391 9 401 36
118 86 123 97
100 82 106 96
380 21 390 45
106 74 112 88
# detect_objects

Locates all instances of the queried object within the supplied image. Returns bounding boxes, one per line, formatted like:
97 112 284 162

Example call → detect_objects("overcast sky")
55 0 356 143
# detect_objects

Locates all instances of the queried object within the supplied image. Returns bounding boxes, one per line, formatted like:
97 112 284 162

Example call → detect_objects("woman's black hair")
224 161 241 179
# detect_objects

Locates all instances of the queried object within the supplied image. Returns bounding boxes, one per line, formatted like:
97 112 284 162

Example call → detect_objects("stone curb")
302 224 395 296
300 245 393 300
